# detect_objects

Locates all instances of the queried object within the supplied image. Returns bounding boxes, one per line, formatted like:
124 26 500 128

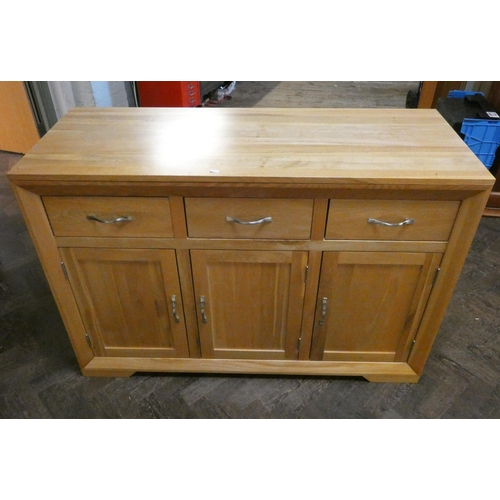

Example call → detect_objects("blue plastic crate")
460 119 500 169
448 90 484 99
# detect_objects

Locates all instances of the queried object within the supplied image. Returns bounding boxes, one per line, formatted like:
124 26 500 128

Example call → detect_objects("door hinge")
85 333 93 350
432 267 441 288
298 337 302 352
61 261 69 281
408 338 417 357
304 265 309 284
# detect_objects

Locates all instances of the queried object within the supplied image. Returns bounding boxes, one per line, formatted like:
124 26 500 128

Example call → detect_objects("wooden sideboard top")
8 107 495 188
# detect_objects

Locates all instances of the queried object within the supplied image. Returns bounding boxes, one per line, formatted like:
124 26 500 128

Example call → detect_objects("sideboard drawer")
325 199 460 241
185 198 314 239
43 197 174 238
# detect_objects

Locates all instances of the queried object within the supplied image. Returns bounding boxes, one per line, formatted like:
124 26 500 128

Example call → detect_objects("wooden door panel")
191 250 307 360
60 248 189 358
0 81 39 153
311 252 442 362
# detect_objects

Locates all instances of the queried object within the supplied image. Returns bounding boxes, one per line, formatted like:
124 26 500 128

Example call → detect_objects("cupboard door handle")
200 296 208 323
171 295 180 323
225 216 272 225
319 297 327 326
86 215 132 224
367 217 414 227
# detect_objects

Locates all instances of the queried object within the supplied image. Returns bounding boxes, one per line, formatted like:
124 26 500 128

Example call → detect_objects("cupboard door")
60 248 189 358
191 250 308 360
310 252 442 362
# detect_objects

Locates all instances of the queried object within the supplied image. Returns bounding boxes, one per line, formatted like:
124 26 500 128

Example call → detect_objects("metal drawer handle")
225 216 272 225
200 296 208 324
367 218 414 227
171 295 180 323
319 297 327 326
86 215 132 224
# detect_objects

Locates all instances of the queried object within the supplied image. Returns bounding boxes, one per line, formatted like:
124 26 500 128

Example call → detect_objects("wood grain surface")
7 107 494 186
190 250 307 360
43 196 174 238
185 197 313 239
59 247 189 358
325 199 460 241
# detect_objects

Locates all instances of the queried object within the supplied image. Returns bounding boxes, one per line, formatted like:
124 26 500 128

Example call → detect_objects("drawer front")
325 200 460 241
185 198 314 239
43 197 174 238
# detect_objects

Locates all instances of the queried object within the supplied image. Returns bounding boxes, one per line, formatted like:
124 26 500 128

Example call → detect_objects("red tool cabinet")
136 81 201 107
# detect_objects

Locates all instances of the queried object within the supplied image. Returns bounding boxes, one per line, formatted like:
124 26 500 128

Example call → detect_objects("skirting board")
81 357 420 383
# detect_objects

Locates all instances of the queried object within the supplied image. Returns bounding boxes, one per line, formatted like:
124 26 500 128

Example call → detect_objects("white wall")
48 81 136 120
90 81 135 107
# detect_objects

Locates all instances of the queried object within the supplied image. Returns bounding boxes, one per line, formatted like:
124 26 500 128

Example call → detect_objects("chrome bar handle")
225 216 272 225
86 215 132 224
200 296 208 324
367 218 414 227
171 295 180 323
319 297 328 326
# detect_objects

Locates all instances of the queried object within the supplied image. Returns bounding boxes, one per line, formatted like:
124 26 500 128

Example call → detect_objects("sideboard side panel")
10 184 94 368
408 188 492 374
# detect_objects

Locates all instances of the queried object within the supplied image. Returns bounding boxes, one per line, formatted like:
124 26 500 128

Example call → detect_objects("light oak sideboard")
8 108 495 383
